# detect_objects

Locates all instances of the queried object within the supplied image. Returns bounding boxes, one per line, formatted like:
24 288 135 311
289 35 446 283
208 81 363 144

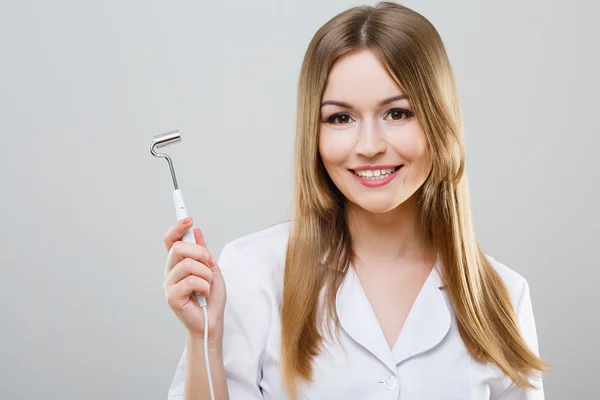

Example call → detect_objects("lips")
349 165 403 187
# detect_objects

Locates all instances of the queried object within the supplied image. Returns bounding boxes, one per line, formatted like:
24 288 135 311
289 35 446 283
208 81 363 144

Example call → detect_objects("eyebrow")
320 94 408 109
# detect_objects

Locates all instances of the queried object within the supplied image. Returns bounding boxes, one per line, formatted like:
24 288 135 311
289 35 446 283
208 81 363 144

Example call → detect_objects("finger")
166 258 213 287
164 241 212 276
168 275 211 304
194 228 207 247
163 217 194 251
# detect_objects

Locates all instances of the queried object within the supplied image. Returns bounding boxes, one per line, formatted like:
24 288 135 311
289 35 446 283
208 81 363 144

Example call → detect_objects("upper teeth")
355 167 396 178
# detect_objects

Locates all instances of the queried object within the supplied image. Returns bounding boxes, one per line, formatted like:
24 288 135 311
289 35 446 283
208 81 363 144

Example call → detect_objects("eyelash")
325 108 414 124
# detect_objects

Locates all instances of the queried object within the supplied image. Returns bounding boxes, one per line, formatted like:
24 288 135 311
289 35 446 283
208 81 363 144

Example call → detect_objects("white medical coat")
168 222 544 399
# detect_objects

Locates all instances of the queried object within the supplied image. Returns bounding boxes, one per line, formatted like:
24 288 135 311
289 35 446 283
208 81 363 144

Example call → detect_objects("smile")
349 165 403 187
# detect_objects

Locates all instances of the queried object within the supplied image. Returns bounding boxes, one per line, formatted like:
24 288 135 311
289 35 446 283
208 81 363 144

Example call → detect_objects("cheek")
319 129 353 168
390 126 430 165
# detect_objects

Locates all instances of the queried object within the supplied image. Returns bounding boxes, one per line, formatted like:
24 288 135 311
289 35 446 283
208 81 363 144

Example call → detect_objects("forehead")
322 50 404 104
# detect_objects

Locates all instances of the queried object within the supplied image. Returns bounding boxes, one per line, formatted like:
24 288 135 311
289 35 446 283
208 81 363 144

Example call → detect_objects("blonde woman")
163 2 549 399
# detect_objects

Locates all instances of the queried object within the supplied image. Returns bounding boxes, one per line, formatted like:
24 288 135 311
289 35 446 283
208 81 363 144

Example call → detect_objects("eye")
384 108 414 121
326 113 355 124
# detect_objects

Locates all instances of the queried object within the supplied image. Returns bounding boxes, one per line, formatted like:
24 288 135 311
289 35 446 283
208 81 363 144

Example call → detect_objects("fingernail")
181 217 191 224
210 257 216 267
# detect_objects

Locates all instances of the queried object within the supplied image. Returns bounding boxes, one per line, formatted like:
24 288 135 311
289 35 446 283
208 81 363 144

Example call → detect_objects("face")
318 49 432 214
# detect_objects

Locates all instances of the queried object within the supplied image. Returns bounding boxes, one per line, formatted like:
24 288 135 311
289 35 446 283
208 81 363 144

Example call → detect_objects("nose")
355 119 386 158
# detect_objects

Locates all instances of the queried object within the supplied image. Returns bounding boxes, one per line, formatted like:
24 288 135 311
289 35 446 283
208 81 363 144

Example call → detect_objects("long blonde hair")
282 1 549 397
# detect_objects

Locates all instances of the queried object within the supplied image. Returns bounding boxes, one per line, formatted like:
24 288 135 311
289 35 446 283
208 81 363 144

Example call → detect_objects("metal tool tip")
152 130 181 149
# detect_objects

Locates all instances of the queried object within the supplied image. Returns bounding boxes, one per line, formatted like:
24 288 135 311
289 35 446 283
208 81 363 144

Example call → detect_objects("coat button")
379 375 398 390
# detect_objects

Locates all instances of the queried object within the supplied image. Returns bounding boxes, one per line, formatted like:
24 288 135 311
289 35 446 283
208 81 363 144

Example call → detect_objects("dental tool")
150 129 215 400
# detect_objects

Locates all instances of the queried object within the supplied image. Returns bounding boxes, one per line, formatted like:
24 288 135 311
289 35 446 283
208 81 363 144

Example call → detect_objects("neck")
346 194 435 267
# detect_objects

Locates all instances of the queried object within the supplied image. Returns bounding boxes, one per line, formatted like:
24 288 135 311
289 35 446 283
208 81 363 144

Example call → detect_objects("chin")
351 197 403 214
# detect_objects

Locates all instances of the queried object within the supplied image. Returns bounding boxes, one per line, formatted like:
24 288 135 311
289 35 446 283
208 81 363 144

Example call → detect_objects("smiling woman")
164 2 550 400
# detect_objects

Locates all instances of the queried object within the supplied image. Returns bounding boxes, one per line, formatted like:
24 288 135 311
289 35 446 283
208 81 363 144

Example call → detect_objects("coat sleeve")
167 242 271 399
496 278 545 400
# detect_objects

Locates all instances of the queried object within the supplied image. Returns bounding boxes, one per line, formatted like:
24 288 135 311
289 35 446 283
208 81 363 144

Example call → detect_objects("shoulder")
480 256 544 399
216 221 291 296
483 255 543 387
223 220 291 262
484 254 530 310
214 222 292 390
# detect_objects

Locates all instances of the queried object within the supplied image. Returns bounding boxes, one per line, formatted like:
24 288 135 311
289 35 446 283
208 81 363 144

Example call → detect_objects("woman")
163 2 549 399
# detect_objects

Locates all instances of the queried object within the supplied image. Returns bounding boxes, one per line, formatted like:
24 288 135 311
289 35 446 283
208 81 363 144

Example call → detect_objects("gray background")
1 0 597 398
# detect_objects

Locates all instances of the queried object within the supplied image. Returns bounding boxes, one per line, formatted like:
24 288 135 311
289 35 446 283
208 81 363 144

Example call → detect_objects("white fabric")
167 222 544 399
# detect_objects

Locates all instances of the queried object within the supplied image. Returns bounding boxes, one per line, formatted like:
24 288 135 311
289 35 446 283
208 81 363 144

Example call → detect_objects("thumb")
193 227 207 247
194 228 218 270
208 259 225 291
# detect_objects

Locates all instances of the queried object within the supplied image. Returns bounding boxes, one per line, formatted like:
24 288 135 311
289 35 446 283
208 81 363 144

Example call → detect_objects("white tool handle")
173 189 207 307
172 188 215 400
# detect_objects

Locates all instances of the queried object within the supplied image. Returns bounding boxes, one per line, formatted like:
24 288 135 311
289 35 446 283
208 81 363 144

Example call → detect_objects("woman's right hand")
163 218 227 344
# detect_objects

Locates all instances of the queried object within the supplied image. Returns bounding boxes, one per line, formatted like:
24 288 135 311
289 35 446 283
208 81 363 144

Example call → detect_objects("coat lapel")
335 258 451 372
391 261 451 365
335 263 397 373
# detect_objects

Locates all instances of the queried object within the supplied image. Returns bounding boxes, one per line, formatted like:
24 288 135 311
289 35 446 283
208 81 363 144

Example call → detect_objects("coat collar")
334 257 451 373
